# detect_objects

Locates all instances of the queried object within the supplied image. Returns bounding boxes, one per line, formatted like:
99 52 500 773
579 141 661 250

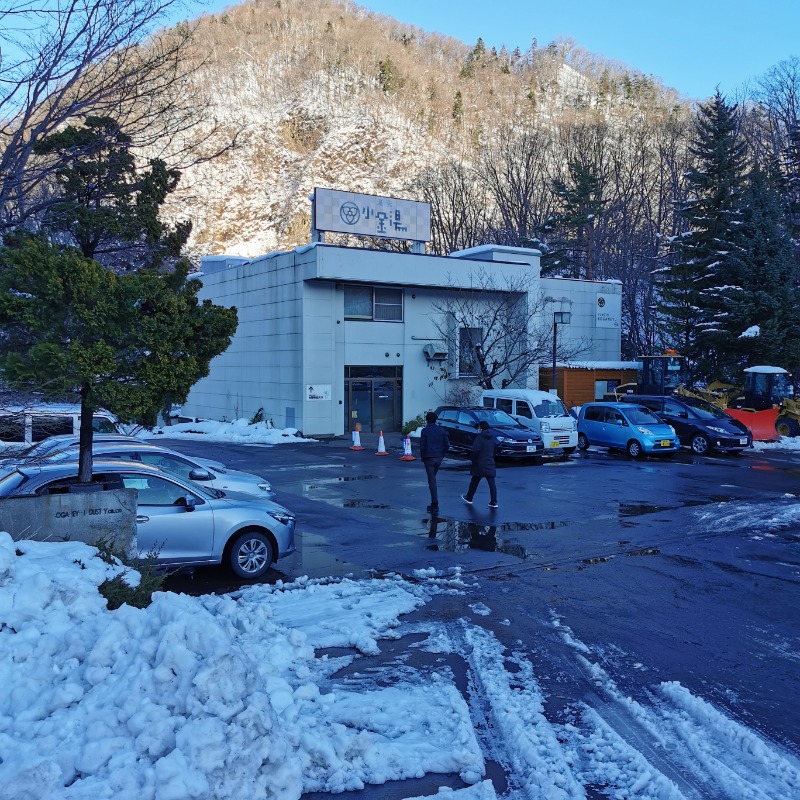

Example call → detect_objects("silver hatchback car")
0 460 295 578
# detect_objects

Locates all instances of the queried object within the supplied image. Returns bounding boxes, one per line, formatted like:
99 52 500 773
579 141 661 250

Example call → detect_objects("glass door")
347 380 372 432
344 367 403 433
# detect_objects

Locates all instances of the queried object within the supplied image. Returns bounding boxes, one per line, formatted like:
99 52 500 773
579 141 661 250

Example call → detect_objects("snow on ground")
751 437 800 452
2 533 799 799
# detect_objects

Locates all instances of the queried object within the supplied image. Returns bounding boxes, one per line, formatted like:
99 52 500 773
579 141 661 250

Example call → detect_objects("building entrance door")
344 366 403 433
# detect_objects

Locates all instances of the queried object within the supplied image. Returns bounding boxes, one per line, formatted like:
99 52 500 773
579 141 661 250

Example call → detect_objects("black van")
616 395 752 454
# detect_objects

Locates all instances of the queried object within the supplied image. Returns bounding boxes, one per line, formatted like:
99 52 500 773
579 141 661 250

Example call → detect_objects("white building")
183 242 623 437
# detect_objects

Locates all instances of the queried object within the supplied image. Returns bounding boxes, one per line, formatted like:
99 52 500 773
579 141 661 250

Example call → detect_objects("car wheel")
775 416 800 437
577 433 590 450
228 530 274 579
626 439 643 458
690 434 711 455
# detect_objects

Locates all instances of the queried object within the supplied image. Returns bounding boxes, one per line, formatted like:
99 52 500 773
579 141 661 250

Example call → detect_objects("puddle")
303 474 380 492
343 499 390 508
614 503 675 517
424 519 537 559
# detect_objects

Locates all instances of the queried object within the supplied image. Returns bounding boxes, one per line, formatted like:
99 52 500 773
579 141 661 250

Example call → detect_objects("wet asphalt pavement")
158 432 800 774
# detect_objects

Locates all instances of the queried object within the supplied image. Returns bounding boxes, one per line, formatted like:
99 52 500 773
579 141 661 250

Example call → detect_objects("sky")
192 0 800 102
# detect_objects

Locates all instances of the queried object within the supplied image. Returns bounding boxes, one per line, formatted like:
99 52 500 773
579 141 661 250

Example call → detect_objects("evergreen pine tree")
33 116 190 272
661 92 749 380
539 161 606 279
719 167 800 375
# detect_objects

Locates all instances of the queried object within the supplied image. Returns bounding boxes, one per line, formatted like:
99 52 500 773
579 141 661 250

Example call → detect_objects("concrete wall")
541 276 623 364
0 490 137 558
184 244 624 436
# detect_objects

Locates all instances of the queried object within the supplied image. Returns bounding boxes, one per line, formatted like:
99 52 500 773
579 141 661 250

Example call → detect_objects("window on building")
459 327 482 377
344 285 403 321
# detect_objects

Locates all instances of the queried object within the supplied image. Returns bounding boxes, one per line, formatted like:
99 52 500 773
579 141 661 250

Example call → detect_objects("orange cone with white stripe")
350 429 365 450
399 436 415 460
375 431 389 455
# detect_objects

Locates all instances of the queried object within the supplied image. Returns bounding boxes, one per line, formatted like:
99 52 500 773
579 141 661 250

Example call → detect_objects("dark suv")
434 406 544 461
617 394 752 454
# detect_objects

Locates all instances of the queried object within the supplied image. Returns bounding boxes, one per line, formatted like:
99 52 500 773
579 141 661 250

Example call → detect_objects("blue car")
577 402 680 458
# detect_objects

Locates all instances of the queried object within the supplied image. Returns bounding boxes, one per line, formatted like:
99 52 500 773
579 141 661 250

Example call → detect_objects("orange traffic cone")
375 431 389 455
350 429 365 450
399 436 415 460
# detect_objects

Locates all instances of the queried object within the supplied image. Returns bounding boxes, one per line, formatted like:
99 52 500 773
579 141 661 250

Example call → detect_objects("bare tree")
0 0 233 227
427 266 590 396
408 159 494 255
479 123 556 246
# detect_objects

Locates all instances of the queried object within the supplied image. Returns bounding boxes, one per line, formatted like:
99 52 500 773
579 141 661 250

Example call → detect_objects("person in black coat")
462 420 498 508
419 411 450 513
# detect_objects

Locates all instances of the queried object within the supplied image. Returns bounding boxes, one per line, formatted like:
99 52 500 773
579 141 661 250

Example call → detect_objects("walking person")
462 420 498 509
419 411 450 514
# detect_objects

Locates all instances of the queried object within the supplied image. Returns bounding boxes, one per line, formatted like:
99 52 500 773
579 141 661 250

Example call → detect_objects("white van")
0 403 122 451
481 389 578 454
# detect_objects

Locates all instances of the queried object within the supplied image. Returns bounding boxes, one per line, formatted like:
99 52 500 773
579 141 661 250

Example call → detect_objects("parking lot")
156 431 800 757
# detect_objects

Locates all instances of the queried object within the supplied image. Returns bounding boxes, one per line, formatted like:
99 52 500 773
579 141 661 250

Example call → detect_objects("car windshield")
623 406 663 425
680 396 728 419
476 409 521 427
533 398 568 418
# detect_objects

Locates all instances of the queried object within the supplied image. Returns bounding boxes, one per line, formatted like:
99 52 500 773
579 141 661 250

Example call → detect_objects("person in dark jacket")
419 411 450 513
462 420 498 508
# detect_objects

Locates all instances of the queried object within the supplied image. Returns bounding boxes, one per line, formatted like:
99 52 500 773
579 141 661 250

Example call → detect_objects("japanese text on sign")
314 188 431 242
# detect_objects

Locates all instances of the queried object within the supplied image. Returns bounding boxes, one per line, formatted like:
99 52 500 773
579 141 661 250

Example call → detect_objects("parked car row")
2 433 275 497
0 460 294 578
433 394 753 462
577 397 752 458
0 433 291 579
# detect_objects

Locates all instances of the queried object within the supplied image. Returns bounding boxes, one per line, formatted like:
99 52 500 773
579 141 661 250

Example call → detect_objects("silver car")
5 435 274 498
0 460 295 578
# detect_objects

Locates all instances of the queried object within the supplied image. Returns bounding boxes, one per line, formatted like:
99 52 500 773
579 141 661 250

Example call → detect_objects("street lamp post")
551 311 571 394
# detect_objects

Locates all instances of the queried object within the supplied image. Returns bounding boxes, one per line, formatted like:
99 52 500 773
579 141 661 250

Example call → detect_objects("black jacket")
469 430 496 477
420 423 450 460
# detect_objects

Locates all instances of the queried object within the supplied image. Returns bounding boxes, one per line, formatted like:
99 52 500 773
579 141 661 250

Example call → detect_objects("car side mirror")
189 468 213 481
178 494 197 511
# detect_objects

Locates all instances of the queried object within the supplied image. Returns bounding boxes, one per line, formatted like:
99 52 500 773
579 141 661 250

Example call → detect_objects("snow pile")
142 419 316 445
0 533 484 800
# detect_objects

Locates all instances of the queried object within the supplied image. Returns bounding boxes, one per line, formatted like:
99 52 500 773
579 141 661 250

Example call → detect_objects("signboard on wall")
595 293 621 328
306 384 332 401
313 188 431 242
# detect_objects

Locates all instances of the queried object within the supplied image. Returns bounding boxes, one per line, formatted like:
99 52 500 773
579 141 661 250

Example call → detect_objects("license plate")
739 438 747 445
526 445 537 453
549 441 560 448
660 440 671 447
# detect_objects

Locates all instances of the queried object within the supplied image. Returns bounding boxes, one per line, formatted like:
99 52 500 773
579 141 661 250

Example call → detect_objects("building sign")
313 188 431 242
306 384 332 401
596 293 620 328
